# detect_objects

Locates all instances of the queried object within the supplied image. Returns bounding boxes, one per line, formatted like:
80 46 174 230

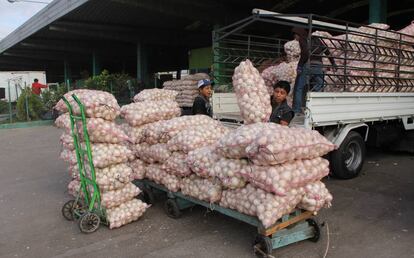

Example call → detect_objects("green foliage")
41 84 68 111
0 100 8 114
16 88 45 121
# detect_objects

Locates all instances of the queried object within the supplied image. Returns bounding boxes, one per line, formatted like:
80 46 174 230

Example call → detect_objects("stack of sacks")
284 40 301 62
313 22 414 92
139 115 230 194
122 89 183 186
55 89 148 229
233 60 272 124
163 73 210 107
213 122 335 228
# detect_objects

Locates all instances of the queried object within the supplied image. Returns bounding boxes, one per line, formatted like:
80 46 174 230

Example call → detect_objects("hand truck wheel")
307 218 321 242
78 212 101 234
62 200 76 221
253 235 273 257
164 198 181 219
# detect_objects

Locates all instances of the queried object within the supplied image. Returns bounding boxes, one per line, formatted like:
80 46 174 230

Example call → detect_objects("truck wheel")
331 131 365 179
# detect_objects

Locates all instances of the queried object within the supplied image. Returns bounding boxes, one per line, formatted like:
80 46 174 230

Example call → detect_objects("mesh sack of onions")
95 163 133 192
121 100 181 127
106 198 150 229
167 124 230 153
216 123 281 159
246 127 335 166
145 164 181 192
60 148 77 164
180 175 222 203
68 165 80 180
232 59 272 124
142 115 218 145
133 88 178 102
101 182 141 209
284 40 301 62
55 115 130 144
135 143 171 163
186 146 220 178
239 157 329 196
60 133 74 150
123 124 148 144
298 181 333 212
220 184 304 228
129 159 146 180
67 179 81 197
211 158 248 189
54 89 120 121
162 152 192 177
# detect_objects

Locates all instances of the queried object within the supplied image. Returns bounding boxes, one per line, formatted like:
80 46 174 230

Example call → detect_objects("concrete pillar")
92 50 101 76
369 0 387 23
136 42 148 86
63 59 71 83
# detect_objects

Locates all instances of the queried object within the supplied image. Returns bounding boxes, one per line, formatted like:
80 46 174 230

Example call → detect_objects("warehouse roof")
0 0 413 81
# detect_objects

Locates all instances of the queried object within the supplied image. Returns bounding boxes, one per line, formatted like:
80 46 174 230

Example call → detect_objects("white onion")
186 146 220 177
145 163 181 192
101 182 141 209
135 143 171 163
162 152 192 177
54 89 120 121
129 159 146 180
133 88 178 102
121 100 181 127
180 175 222 203
298 181 333 212
240 157 329 195
232 60 272 124
106 199 149 229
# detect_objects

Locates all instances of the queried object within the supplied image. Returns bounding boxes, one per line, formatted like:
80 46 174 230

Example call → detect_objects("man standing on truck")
192 79 213 117
31 78 48 95
269 81 294 126
292 27 337 115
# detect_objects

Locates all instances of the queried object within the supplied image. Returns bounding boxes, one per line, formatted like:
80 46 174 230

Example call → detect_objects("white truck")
0 71 47 102
212 10 414 179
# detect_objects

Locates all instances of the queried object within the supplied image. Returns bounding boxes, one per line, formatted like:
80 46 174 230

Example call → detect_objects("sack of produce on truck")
142 115 218 144
106 198 149 229
246 127 335 166
284 40 300 62
298 181 333 213
232 59 272 124
220 184 304 228
95 163 133 192
211 158 248 189
133 88 178 102
101 182 141 209
61 143 134 168
216 123 281 159
55 89 120 121
186 146 220 178
129 159 146 180
398 20 414 43
145 163 181 192
135 143 171 163
240 157 329 196
56 115 130 144
121 100 181 127
167 124 230 153
162 152 192 177
180 175 222 203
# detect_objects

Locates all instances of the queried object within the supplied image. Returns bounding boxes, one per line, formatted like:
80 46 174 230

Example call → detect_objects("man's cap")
197 79 213 88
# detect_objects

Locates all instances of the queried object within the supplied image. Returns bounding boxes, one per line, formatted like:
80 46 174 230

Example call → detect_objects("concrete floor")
0 126 413 258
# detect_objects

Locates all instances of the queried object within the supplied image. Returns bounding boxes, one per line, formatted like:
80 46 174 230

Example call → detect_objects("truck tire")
330 131 366 179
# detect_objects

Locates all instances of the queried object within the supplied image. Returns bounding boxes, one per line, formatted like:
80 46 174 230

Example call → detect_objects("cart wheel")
138 187 155 205
78 212 100 234
164 199 181 219
62 200 76 221
253 235 273 257
307 219 320 242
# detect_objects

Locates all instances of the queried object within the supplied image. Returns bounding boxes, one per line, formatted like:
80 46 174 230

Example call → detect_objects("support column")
369 0 387 23
136 42 148 86
64 59 71 83
92 50 101 76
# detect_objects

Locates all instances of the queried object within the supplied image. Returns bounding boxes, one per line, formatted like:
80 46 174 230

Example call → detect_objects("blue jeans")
292 63 324 113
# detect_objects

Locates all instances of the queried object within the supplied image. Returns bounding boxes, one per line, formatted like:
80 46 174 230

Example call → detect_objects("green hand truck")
60 94 107 233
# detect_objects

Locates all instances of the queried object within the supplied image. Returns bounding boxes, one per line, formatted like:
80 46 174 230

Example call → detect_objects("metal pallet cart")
61 94 106 233
135 179 320 257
